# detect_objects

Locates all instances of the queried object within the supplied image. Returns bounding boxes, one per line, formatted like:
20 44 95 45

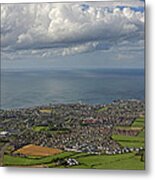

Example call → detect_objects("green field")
137 130 145 137
114 126 142 130
112 134 144 148
72 153 144 170
97 106 108 112
3 151 144 170
32 126 50 132
112 134 144 142
112 117 145 148
32 126 69 134
114 117 144 130
131 117 144 128
3 151 75 166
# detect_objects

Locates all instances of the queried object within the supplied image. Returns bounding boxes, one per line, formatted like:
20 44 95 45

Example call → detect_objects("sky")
1 0 145 69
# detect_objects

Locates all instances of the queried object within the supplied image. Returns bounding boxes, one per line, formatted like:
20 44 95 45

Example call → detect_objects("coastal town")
0 99 144 158
0 0 145 171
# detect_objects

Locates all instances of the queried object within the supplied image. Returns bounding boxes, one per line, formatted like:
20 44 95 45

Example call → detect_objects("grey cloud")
1 2 144 59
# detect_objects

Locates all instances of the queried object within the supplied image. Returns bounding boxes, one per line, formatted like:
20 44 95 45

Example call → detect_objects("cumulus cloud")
1 1 144 60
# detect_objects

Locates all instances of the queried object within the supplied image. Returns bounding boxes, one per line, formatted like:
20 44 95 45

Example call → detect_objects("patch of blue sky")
80 4 89 11
116 5 144 12
80 4 144 13
131 6 144 12
80 4 113 13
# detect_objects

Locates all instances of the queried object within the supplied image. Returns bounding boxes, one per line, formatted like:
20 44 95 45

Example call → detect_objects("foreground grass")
3 152 144 170
3 151 75 166
70 153 144 170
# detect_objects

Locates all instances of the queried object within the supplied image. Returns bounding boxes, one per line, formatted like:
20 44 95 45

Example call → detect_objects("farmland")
72 153 144 170
112 116 144 148
112 135 144 148
0 100 145 169
14 144 62 156
4 151 75 167
3 151 144 170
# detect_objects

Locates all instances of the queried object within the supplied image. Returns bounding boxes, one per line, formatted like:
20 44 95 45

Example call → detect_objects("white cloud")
1 2 144 60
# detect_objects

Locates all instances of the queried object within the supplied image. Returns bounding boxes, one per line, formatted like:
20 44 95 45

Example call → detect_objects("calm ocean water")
1 68 144 109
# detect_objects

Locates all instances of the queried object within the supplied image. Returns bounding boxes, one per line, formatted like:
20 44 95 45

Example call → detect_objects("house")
0 131 10 138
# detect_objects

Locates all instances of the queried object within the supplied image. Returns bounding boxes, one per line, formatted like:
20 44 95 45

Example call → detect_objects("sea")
1 68 145 109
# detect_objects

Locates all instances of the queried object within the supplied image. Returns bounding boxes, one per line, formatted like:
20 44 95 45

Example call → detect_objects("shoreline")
0 98 145 111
